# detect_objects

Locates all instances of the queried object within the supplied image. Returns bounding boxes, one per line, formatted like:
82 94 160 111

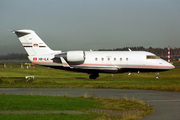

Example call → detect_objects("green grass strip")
0 94 101 110
0 113 100 120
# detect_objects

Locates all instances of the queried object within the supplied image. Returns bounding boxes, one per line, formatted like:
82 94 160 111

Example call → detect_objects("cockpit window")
146 55 160 59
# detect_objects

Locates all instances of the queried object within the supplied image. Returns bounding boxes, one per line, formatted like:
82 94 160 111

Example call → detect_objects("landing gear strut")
155 72 159 79
89 73 99 79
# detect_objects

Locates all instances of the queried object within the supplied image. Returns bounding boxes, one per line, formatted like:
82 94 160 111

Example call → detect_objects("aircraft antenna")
128 48 132 51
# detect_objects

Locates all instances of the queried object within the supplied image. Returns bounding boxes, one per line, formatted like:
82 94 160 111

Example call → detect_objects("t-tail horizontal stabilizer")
12 29 53 56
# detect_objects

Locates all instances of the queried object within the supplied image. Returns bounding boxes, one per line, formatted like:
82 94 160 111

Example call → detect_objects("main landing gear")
89 73 99 79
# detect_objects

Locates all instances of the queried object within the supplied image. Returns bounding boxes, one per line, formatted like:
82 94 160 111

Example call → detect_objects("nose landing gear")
155 72 159 79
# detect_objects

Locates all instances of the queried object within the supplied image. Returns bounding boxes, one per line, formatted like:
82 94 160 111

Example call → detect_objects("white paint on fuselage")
29 51 174 71
82 51 173 70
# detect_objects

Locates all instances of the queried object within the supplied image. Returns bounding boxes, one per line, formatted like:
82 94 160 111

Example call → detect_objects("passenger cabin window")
114 58 116 61
126 58 128 61
95 58 98 61
120 58 122 61
108 58 110 61
146 55 160 59
102 58 104 61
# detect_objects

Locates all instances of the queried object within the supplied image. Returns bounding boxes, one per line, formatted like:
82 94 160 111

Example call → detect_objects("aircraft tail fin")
13 29 53 56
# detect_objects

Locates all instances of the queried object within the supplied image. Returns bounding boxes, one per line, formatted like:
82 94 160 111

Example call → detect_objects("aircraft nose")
169 63 175 69
157 59 175 70
162 61 175 69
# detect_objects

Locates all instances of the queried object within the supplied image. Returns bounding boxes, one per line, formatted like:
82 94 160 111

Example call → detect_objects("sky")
0 0 180 55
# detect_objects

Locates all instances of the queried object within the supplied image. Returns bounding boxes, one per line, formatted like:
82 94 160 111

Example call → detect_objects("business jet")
12 29 175 79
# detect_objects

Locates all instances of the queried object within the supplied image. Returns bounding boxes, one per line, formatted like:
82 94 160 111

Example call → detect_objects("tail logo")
33 43 38 47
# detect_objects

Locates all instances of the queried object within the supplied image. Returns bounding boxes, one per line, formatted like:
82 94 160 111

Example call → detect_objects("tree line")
99 46 180 59
1 47 180 60
0 53 28 60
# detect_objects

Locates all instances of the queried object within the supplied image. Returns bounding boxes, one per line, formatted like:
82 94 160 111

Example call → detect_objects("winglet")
7 29 15 33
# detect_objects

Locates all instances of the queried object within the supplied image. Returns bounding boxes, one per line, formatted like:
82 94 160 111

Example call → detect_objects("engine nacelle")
67 51 85 62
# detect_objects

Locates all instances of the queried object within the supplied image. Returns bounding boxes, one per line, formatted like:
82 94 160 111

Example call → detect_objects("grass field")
0 114 100 120
0 94 153 120
0 63 180 92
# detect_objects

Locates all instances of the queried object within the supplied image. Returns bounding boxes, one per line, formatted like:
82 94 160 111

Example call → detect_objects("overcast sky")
0 0 180 55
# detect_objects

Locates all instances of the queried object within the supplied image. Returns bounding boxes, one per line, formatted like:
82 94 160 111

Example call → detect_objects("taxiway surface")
0 88 180 120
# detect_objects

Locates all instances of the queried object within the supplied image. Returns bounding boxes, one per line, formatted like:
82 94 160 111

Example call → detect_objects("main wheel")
89 75 95 79
89 73 99 79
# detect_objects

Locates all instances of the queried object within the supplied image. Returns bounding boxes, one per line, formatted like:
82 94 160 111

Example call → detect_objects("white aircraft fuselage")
13 29 175 79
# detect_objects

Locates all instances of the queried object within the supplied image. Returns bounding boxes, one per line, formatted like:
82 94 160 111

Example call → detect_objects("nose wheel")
155 72 159 79
89 73 99 79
